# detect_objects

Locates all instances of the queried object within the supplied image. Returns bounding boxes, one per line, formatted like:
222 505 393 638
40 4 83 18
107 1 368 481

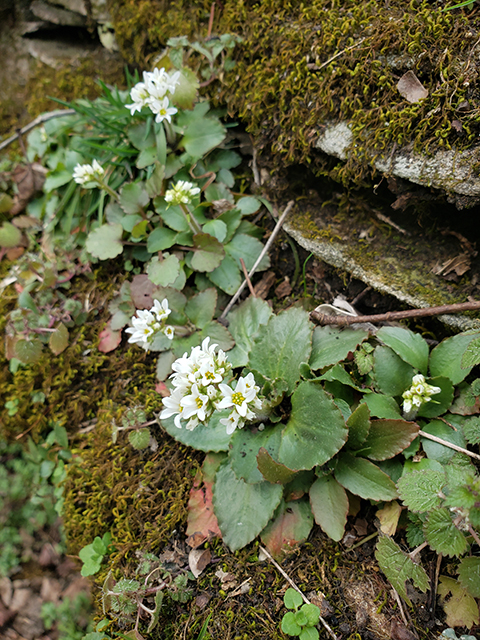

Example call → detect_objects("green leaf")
14 338 43 364
155 200 190 232
310 326 369 370
128 428 151 450
191 233 225 272
185 288 217 329
424 507 468 556
145 162 165 198
0 222 22 248
458 557 480 597
346 403 371 450
374 346 415 396
421 419 466 464
136 146 157 169
397 469 446 512
181 116 226 159
376 326 429 375
363 393 401 419
257 448 298 484
281 611 302 636
249 307 313 395
49 323 69 355
207 255 242 294
375 536 429 606
463 416 480 445
438 576 480 629
205 181 234 203
155 350 176 381
119 182 150 214
309 475 348 541
127 122 155 150
202 219 227 242
147 226 178 252
213 459 283 551
300 628 319 640
44 170 73 192
225 233 270 271
278 382 348 470
227 297 273 368
430 332 480 385
86 223 123 260
284 588 303 610
461 336 480 369
230 426 282 484
362 419 419 461
301 603 320 627
334 452 398 501
161 410 232 452
170 67 199 110
236 196 262 214
146 254 180 286
260 499 314 558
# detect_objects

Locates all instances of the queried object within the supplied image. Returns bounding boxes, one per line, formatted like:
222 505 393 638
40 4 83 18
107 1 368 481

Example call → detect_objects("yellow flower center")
231 392 245 406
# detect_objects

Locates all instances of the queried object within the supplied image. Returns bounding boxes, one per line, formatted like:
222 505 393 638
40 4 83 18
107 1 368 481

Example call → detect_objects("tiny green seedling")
79 533 114 577
281 588 320 640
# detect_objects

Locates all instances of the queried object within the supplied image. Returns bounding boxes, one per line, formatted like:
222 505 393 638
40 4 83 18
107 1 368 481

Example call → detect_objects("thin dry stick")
392 588 410 629
0 109 77 152
310 300 480 326
240 258 256 297
259 545 338 640
307 38 366 72
220 200 295 319
418 429 480 461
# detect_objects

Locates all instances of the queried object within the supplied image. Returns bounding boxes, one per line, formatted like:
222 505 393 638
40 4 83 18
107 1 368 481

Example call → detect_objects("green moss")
109 0 480 184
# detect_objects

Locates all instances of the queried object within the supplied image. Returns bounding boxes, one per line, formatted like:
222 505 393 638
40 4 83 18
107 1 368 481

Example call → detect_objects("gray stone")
26 37 97 68
316 122 480 203
30 0 87 26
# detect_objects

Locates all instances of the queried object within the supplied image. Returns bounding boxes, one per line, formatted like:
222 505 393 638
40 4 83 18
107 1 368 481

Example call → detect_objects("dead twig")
310 300 480 326
0 109 77 152
220 200 295 320
307 38 366 72
418 429 480 462
240 258 256 297
259 545 338 640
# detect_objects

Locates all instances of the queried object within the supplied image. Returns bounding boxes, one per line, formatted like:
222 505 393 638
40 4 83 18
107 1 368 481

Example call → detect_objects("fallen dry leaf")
376 501 402 536
188 548 211 579
397 70 428 103
253 270 276 299
432 253 471 279
275 277 292 298
195 593 211 609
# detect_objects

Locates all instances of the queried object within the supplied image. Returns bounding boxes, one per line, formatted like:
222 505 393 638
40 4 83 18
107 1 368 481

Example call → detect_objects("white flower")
149 97 178 124
160 388 185 429
180 383 210 422
125 298 174 350
72 159 105 185
217 375 258 417
220 410 242 435
402 373 442 418
164 180 201 206
125 81 151 115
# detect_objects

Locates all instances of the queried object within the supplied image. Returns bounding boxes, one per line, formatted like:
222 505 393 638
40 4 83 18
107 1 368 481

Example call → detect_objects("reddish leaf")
98 325 122 353
186 454 225 540
131 274 156 309
260 499 313 559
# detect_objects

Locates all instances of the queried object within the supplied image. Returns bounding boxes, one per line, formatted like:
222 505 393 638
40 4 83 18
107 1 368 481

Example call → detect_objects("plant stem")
180 203 203 235
97 180 120 202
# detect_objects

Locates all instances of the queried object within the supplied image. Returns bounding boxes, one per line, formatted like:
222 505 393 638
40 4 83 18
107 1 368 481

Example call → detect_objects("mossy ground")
108 0 480 185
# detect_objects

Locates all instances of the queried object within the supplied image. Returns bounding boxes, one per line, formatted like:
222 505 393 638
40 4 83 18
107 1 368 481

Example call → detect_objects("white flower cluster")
125 299 174 350
402 373 441 417
72 159 105 186
164 180 201 206
125 67 180 123
160 338 262 434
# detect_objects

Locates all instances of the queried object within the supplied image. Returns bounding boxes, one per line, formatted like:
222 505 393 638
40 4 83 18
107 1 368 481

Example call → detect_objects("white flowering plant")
154 298 480 620
25 54 271 297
